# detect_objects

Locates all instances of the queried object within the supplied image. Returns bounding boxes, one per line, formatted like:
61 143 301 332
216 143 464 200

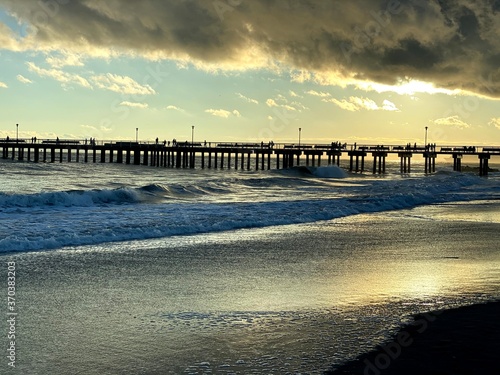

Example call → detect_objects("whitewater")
1 159 499 253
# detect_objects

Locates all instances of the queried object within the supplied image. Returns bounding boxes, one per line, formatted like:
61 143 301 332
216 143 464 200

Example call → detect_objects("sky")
0 0 499 145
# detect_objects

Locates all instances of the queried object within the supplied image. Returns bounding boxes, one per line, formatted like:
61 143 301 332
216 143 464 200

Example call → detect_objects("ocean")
1 157 499 374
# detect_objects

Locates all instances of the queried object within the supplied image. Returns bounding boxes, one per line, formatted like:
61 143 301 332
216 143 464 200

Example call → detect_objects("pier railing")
3 138 500 154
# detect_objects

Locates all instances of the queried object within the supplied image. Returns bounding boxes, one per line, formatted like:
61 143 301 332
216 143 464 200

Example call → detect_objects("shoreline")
326 301 500 375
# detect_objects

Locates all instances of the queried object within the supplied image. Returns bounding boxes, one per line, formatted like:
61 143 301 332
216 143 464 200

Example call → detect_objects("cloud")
119 101 149 109
25 62 155 96
205 109 241 118
46 52 85 68
266 99 278 107
324 96 400 112
291 101 308 111
266 96 306 112
80 124 112 133
433 115 471 129
488 118 500 130
16 75 32 84
0 81 7 88
236 93 258 104
2 1 500 98
325 98 358 112
305 90 331 98
27 62 91 89
166 105 185 112
381 99 399 112
91 73 156 95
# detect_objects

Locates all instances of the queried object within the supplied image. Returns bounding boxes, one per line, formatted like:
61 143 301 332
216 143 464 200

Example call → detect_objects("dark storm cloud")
1 0 499 97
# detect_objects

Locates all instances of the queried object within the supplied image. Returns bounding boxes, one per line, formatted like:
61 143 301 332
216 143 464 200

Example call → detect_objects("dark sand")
327 301 500 375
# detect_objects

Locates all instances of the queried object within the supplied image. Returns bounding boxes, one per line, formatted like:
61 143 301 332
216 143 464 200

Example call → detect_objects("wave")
0 182 236 209
0 173 495 253
0 188 143 208
0 187 146 208
277 165 347 179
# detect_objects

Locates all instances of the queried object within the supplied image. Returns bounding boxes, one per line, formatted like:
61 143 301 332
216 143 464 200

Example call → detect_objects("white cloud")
325 98 358 111
205 109 241 118
46 52 85 68
119 101 149 109
289 90 301 98
324 96 400 112
488 118 500 130
16 75 33 84
433 115 471 129
80 124 112 132
27 62 91 89
291 101 308 111
382 100 399 112
266 98 278 107
0 81 7 88
166 105 185 112
349 97 379 111
91 73 156 95
266 97 304 111
80 124 98 131
305 90 330 97
281 104 297 111
236 93 258 105
275 94 288 103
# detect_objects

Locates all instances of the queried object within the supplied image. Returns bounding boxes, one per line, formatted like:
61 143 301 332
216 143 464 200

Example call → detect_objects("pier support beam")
423 152 437 173
117 149 123 164
398 152 412 173
372 152 387 174
247 152 251 170
452 153 462 172
479 154 490 176
348 151 367 173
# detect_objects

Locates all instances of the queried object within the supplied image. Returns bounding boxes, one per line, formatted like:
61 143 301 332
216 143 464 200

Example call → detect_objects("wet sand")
3 202 499 374
327 301 500 375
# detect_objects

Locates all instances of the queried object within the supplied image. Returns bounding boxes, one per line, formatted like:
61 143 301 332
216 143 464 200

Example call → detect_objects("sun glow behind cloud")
356 79 463 97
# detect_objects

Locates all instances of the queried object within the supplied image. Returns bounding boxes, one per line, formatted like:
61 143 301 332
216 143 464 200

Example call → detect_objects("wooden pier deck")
1 139 499 176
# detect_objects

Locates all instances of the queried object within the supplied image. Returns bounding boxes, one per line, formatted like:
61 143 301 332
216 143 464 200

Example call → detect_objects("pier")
1 139 499 176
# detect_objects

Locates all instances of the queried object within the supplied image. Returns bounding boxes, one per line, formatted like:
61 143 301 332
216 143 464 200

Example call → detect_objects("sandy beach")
2 199 499 374
327 301 500 375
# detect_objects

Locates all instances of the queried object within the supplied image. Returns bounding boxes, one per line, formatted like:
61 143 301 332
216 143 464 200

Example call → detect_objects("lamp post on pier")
191 125 195 145
425 126 428 149
298 127 302 148
136 128 138 143
16 124 18 143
